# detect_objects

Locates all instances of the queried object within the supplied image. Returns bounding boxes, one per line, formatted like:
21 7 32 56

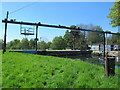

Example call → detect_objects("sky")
1 0 116 2
1 2 119 42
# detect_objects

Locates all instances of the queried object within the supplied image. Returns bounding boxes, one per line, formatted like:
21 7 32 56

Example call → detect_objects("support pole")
3 11 9 54
104 33 115 76
103 33 106 58
103 33 109 77
35 25 38 52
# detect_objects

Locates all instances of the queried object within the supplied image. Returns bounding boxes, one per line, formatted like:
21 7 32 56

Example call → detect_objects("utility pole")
3 11 9 54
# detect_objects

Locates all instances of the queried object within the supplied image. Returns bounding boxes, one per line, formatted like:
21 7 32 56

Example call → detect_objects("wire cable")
10 2 37 14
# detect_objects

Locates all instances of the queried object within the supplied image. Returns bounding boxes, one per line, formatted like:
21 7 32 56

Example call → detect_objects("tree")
64 30 73 49
64 25 79 50
46 42 52 49
77 24 95 38
107 35 113 45
6 41 13 49
117 39 120 45
29 39 35 49
21 38 29 49
70 30 82 50
38 41 47 50
50 36 67 50
86 26 104 45
7 39 21 49
111 32 120 45
13 39 21 49
107 1 120 27
64 25 87 50
76 24 98 50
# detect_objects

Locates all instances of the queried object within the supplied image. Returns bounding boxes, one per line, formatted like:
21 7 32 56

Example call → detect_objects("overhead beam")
2 19 120 35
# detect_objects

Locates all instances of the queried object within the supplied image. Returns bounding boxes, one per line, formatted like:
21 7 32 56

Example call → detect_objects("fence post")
107 57 115 76
104 57 115 76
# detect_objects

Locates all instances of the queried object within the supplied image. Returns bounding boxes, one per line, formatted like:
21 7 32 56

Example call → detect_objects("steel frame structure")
2 12 120 77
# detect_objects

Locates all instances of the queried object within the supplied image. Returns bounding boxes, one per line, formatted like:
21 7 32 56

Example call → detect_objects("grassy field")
0 50 2 89
2 52 119 88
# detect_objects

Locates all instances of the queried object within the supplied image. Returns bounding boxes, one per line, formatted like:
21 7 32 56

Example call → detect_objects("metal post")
103 33 108 77
106 33 108 54
35 25 38 52
104 33 110 77
103 33 106 58
3 11 9 54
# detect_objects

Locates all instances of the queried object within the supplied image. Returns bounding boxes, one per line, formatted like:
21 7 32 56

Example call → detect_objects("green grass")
2 52 119 88
0 50 2 89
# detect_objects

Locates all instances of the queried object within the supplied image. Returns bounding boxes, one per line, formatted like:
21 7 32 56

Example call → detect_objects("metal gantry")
2 11 120 77
2 19 120 35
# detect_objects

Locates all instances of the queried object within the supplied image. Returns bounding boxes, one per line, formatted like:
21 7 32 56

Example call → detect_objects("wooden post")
104 55 109 77
3 11 9 54
107 57 115 76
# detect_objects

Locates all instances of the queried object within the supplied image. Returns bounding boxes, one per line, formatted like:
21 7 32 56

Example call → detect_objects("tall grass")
2 52 119 88
0 50 2 89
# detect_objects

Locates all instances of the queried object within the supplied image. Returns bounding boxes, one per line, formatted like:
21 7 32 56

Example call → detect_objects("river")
59 55 120 69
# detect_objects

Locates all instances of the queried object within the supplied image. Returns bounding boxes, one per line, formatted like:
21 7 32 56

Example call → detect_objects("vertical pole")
35 25 38 52
103 33 106 58
3 11 9 54
104 33 108 77
106 33 108 53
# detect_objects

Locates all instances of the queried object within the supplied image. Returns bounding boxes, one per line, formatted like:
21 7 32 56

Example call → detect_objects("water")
115 66 120 69
61 55 120 69
63 55 104 66
23 51 37 54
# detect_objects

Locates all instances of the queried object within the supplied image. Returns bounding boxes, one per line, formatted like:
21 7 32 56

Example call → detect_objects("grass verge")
2 52 119 88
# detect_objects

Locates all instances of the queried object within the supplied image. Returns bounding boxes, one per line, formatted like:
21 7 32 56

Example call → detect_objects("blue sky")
1 2 118 42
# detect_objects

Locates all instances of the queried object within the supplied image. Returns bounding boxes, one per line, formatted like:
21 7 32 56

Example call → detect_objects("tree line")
0 24 119 50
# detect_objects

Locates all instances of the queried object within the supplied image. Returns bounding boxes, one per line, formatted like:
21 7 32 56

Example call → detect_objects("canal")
58 55 120 69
